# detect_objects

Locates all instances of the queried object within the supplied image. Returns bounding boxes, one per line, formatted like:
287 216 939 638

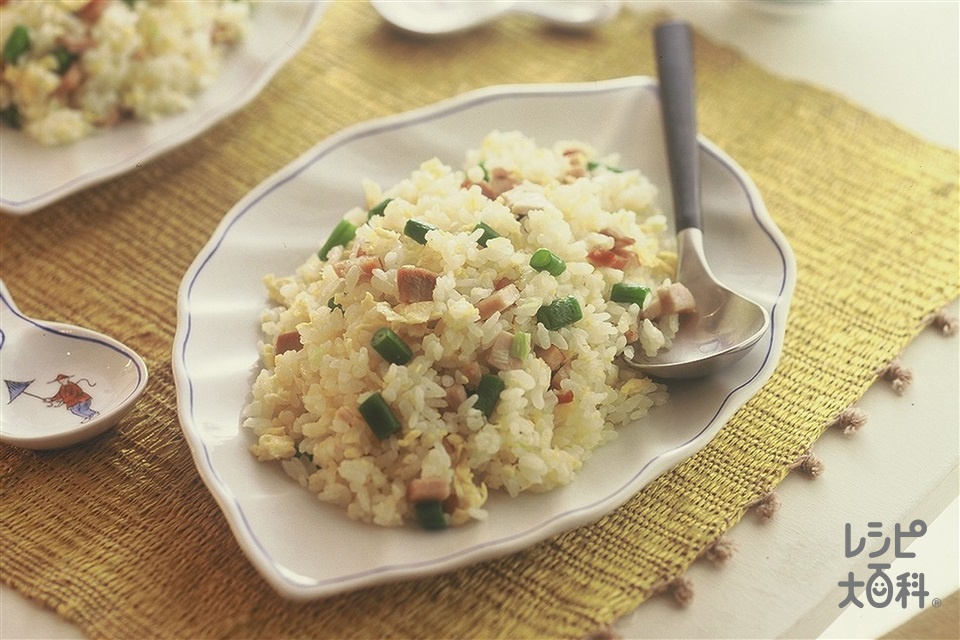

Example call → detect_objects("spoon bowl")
371 0 621 36
631 228 770 378
0 280 148 449
627 21 770 379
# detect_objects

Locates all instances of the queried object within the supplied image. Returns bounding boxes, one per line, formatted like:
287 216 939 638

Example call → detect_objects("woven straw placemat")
1 3 957 638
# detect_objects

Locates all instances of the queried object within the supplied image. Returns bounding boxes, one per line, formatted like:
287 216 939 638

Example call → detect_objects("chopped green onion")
610 283 651 306
510 332 531 359
371 327 413 365
587 161 623 173
474 222 500 247
1 105 21 129
358 392 401 440
473 374 504 418
367 197 393 219
51 46 76 74
2 25 30 64
414 500 448 530
326 297 342 312
317 219 357 260
537 296 583 330
529 248 566 276
478 161 490 182
403 219 436 245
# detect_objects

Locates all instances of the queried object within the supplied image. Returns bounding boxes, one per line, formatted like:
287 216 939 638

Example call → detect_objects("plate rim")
172 75 797 599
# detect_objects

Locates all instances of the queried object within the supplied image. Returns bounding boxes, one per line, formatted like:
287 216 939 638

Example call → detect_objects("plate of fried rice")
0 0 329 214
173 76 796 599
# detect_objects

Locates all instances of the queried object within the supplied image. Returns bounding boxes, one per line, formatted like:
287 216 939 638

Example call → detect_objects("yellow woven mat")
1 3 957 638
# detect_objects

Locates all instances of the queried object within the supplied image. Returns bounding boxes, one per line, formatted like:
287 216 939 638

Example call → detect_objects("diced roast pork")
77 0 109 23
397 266 438 303
54 64 84 98
461 361 483 387
587 247 630 270
333 255 382 279
462 167 518 200
445 383 468 409
274 331 302 355
601 228 636 251
535 345 566 373
488 168 518 196
485 331 523 371
477 283 520 320
586 229 638 271
533 344 574 398
499 184 553 217
562 148 589 182
406 478 451 504
641 282 697 319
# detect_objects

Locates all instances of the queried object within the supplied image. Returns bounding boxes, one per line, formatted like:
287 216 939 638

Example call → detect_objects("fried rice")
243 131 686 529
0 0 250 145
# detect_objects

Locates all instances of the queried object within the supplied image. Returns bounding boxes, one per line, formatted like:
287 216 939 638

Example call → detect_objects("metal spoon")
0 279 148 449
627 21 770 379
370 0 621 37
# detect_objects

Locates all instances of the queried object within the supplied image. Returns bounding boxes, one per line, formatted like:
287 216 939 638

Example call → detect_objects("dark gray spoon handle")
654 21 701 232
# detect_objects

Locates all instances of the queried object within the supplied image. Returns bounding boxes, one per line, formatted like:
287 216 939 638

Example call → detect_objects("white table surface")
2 2 957 638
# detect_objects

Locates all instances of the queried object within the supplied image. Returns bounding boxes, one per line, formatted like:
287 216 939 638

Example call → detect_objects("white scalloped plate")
173 76 796 600
0 1 329 215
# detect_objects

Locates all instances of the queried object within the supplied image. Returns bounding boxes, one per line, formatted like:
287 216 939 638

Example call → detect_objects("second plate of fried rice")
0 0 329 214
